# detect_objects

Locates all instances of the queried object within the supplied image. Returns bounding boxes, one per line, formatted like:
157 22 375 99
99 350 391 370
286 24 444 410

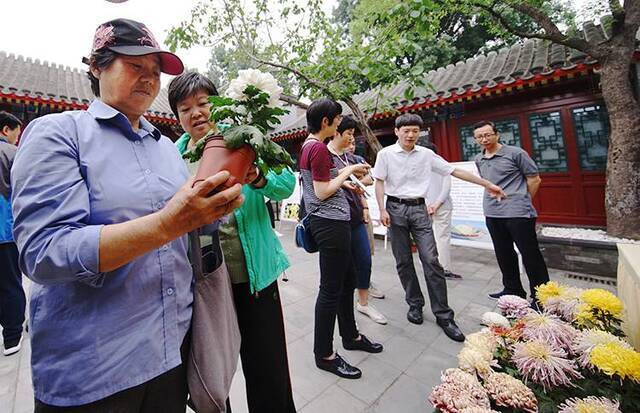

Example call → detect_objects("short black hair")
472 120 497 133
86 49 119 97
168 71 219 119
306 98 342 134
395 113 423 129
337 116 358 134
0 111 22 131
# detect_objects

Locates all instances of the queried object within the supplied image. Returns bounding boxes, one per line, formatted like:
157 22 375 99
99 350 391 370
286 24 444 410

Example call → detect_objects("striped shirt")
299 139 349 221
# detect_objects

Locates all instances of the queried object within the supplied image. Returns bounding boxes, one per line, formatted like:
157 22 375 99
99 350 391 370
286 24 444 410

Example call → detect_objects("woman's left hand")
342 181 364 195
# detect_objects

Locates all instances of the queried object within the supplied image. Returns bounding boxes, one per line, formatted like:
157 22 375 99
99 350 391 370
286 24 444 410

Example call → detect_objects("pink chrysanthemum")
558 396 621 413
429 368 491 413
497 295 532 319
522 311 578 352
512 339 582 391
544 287 584 322
573 329 632 369
483 372 538 413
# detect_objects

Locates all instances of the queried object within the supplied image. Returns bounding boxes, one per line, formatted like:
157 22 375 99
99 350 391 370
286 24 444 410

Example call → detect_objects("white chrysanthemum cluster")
226 69 283 107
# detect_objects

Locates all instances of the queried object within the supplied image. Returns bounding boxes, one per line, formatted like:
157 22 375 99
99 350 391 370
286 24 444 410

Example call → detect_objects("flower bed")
428 282 640 412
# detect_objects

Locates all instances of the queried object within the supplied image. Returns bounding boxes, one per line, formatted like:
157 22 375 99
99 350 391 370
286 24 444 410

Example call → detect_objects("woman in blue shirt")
11 19 243 411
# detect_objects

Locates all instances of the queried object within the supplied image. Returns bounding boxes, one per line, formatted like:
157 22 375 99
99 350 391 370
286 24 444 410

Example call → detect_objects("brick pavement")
1 221 614 412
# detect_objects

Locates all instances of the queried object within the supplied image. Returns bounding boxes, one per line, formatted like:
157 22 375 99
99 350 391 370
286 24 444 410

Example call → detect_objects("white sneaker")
3 335 23 356
368 284 385 299
357 303 388 325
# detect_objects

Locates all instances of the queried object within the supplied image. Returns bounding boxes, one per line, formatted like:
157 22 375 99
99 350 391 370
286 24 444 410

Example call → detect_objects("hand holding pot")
159 171 244 238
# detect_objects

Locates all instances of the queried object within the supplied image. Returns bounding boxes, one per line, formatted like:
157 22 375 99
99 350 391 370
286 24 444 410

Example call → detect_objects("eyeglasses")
474 133 496 140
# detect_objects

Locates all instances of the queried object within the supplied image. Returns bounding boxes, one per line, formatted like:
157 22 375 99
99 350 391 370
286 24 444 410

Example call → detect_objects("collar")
481 144 505 158
392 142 419 153
88 100 161 141
0 135 7 144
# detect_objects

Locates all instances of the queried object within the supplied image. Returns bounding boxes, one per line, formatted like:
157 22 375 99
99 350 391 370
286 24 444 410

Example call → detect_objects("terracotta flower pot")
193 135 256 191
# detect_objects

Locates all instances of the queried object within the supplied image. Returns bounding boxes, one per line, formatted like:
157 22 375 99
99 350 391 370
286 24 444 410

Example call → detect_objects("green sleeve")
253 167 295 201
175 133 190 155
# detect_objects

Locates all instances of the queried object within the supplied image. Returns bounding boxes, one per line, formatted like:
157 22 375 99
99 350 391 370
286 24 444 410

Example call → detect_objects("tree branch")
247 54 336 99
469 1 597 57
279 94 309 109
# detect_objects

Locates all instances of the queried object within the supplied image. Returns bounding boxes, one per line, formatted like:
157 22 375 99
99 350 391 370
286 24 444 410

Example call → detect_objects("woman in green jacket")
169 72 296 413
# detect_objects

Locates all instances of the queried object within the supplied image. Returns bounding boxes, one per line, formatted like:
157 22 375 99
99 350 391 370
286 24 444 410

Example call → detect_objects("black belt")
387 196 425 206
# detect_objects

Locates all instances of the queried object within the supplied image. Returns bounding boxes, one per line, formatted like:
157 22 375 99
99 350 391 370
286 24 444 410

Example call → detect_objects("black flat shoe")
407 306 423 324
315 353 362 379
343 334 383 353
437 319 465 342
444 271 463 279
488 290 526 300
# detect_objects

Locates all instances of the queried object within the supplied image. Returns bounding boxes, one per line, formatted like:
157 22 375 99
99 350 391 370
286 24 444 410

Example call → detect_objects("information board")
449 161 493 250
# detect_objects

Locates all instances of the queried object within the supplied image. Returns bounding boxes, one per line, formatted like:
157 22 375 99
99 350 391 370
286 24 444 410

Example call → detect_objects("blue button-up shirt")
11 100 193 406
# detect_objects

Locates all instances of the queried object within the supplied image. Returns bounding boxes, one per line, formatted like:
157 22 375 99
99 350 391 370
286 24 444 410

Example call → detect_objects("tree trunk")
599 51 640 240
343 97 383 157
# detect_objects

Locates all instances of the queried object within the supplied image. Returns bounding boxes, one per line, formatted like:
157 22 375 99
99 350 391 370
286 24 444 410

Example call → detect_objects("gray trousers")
387 201 454 321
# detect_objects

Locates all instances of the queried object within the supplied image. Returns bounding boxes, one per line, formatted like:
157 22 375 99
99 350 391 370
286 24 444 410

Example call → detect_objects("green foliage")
182 81 294 176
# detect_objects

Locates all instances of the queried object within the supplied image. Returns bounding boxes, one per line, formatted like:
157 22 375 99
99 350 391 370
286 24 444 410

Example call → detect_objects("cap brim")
108 45 184 75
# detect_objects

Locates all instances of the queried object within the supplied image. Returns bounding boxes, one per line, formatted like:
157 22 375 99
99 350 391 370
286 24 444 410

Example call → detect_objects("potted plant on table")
183 69 295 189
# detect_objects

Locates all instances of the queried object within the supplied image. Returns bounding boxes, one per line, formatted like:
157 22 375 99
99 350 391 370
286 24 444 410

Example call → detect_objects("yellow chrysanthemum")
580 289 623 318
589 342 640 382
536 281 566 306
575 303 598 327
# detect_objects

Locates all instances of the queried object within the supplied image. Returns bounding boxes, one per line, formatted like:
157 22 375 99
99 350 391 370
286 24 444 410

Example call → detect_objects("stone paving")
1 221 614 413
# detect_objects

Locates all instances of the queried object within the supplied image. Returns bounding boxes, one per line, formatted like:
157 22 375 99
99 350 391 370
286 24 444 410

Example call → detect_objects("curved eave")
371 63 598 120
0 92 179 125
272 129 307 142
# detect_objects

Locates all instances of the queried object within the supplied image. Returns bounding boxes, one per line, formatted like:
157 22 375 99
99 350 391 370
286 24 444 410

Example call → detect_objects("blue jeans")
351 223 372 290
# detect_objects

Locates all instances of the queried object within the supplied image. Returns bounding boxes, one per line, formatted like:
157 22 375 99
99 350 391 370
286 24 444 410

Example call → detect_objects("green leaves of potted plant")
184 69 295 189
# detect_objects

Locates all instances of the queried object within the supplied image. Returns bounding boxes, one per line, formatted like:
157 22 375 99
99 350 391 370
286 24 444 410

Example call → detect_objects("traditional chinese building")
0 51 180 139
271 25 640 228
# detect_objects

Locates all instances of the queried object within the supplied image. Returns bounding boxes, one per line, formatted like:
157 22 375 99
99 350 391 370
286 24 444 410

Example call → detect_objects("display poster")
450 161 493 250
279 172 302 222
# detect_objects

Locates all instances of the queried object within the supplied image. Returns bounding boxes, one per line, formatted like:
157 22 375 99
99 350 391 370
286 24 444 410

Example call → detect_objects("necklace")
327 142 349 166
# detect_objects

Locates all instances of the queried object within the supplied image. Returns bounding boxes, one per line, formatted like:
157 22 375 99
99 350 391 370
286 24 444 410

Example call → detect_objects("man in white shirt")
372 114 505 342
425 143 462 280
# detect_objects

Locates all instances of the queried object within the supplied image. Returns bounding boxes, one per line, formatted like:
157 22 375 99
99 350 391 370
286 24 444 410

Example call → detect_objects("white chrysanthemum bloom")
481 312 511 328
458 346 498 377
465 331 498 355
226 69 283 107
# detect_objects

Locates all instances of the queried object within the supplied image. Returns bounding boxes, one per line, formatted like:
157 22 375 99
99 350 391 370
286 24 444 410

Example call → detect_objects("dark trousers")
387 201 454 321
231 280 296 413
34 335 190 412
0 242 26 344
485 217 550 298
351 222 372 290
309 215 359 359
